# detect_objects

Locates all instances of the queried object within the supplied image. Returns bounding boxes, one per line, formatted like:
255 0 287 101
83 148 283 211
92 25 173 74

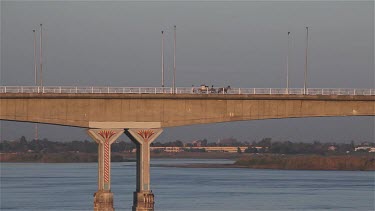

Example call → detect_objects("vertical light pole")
161 30 165 88
173 25 176 94
304 27 309 95
33 29 38 141
33 30 38 87
286 32 290 94
39 24 43 87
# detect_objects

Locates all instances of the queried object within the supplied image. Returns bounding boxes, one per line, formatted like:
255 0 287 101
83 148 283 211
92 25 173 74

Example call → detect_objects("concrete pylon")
88 129 123 211
125 128 163 211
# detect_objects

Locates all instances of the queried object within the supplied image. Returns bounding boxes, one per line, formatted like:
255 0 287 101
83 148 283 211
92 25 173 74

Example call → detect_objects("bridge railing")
0 86 374 95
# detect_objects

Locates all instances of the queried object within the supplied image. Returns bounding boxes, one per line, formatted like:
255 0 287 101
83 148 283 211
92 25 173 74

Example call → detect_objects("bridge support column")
88 129 123 211
125 128 163 211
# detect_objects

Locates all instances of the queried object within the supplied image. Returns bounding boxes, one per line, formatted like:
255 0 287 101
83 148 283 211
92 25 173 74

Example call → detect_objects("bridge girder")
1 93 374 128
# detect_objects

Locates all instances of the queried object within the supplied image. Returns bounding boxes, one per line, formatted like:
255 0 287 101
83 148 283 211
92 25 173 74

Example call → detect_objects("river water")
1 159 374 211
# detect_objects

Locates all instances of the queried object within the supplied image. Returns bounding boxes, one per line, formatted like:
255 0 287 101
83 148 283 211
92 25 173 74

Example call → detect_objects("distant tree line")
0 136 135 153
151 138 245 147
1 136 372 155
151 140 185 147
151 137 372 155
244 139 357 155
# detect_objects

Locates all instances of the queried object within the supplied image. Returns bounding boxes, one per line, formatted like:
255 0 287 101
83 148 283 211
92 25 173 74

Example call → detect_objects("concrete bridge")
1 86 374 211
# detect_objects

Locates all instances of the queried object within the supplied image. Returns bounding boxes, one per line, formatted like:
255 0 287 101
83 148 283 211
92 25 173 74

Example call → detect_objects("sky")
0 0 374 143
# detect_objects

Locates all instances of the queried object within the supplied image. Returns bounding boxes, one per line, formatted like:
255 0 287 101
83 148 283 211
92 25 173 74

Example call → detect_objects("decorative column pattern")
99 130 116 187
125 128 163 211
88 129 123 211
137 129 155 142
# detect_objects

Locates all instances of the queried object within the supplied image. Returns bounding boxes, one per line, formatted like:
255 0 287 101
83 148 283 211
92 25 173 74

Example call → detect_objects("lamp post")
39 24 43 87
286 32 290 94
161 30 165 89
173 25 176 94
304 27 309 95
33 30 38 87
33 29 38 141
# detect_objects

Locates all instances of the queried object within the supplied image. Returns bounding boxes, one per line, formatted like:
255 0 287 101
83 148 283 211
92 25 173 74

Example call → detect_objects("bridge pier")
125 128 163 211
88 129 123 211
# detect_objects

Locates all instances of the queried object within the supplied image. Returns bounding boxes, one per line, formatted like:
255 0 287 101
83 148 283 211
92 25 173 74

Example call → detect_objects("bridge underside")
0 93 374 128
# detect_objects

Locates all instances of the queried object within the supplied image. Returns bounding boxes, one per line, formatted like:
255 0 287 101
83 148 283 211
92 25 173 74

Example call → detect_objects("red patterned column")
88 129 123 211
100 130 115 189
125 128 163 211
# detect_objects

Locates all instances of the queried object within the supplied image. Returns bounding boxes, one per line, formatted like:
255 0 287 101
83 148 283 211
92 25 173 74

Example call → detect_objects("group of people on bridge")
191 84 231 94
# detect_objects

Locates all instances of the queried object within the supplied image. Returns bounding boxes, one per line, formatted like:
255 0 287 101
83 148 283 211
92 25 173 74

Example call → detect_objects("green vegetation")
1 152 98 163
0 152 135 163
1 136 374 168
0 136 137 163
0 136 135 153
243 138 359 155
234 155 375 171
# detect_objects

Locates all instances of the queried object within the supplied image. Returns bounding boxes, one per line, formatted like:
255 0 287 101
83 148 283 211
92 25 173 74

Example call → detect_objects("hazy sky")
0 0 374 143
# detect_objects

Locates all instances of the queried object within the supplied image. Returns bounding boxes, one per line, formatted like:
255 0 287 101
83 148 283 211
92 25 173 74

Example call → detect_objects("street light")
39 24 43 87
33 30 37 86
286 32 290 94
33 29 38 141
304 26 309 95
161 30 165 89
173 25 176 94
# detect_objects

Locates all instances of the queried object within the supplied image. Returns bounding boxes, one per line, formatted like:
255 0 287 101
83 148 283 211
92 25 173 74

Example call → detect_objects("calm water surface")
1 159 374 211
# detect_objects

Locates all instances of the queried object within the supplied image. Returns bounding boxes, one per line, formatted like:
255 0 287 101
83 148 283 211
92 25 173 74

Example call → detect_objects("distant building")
149 146 248 153
192 140 201 147
195 146 248 153
191 139 208 147
150 147 183 153
354 146 375 152
328 146 337 151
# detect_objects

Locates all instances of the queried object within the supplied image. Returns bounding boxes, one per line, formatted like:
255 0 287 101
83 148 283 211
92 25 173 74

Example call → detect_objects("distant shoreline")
0 151 241 163
233 154 375 171
1 152 374 171
154 162 375 171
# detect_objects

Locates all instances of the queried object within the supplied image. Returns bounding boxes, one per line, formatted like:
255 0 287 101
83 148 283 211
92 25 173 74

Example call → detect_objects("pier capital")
125 128 163 145
87 129 123 145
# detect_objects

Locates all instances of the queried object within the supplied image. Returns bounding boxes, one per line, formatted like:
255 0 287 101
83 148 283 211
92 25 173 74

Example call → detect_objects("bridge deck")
1 89 374 128
0 86 374 96
0 92 373 101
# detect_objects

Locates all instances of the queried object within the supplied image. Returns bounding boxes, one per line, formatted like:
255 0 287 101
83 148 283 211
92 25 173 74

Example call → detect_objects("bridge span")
1 86 374 128
1 86 374 211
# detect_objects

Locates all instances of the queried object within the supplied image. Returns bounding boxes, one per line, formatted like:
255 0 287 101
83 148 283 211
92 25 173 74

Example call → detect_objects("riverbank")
234 154 375 171
0 151 241 163
0 152 134 163
154 154 375 171
1 152 374 171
